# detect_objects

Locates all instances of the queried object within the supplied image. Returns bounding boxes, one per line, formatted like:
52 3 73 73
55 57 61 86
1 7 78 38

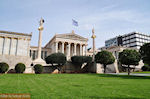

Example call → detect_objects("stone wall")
0 55 32 73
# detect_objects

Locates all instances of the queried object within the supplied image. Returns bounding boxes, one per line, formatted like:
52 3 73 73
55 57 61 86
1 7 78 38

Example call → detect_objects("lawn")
0 74 150 99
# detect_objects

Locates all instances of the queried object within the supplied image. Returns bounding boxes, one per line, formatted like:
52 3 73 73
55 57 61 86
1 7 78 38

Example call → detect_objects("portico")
44 31 88 60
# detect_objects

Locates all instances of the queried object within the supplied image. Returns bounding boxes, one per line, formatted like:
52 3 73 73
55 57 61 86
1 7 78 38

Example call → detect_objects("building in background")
44 31 88 60
105 36 122 48
105 32 150 49
30 30 88 61
0 30 88 73
0 30 32 73
29 46 51 60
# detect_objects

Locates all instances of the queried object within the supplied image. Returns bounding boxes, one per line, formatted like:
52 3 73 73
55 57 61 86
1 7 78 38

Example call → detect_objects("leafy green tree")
141 65 150 71
34 64 43 74
71 56 92 73
95 50 115 73
139 43 150 66
71 56 92 65
45 53 66 73
15 63 26 73
0 62 9 73
119 49 141 75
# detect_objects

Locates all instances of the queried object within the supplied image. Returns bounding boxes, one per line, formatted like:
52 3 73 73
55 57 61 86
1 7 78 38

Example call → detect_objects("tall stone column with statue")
33 18 46 65
91 28 103 73
91 28 96 61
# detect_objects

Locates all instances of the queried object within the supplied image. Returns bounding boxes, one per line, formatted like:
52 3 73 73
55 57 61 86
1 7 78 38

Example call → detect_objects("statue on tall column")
38 18 44 31
91 28 96 61
33 18 46 66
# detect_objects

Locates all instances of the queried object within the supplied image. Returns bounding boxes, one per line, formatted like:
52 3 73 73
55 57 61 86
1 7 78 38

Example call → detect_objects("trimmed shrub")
45 53 66 73
0 62 9 73
15 63 26 73
71 56 92 65
45 52 66 66
34 64 43 74
141 65 150 71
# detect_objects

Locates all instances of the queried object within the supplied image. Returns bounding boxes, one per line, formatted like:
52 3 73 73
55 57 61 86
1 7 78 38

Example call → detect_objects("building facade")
0 30 32 73
104 46 144 72
105 32 150 49
30 46 51 60
44 31 88 60
0 30 88 73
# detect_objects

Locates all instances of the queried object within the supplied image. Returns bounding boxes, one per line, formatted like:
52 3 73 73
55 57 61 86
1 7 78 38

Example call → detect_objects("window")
30 50 32 57
33 51 36 60
41 51 44 59
44 51 47 59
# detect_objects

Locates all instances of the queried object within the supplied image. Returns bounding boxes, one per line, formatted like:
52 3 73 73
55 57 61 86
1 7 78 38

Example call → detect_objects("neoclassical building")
30 30 88 60
0 30 32 73
45 31 88 59
0 30 88 73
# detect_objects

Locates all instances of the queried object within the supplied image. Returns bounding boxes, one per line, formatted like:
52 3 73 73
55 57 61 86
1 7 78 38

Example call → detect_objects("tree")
0 62 9 73
141 65 150 71
71 56 92 65
15 63 26 73
139 43 150 66
95 50 115 73
71 56 92 73
45 53 66 73
34 64 43 74
119 49 141 75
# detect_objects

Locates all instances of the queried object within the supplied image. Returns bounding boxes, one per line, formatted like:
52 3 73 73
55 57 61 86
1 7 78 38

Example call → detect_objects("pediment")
56 33 88 41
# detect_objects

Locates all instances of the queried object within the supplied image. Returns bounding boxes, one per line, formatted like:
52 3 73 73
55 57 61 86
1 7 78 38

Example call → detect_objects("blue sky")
0 0 150 48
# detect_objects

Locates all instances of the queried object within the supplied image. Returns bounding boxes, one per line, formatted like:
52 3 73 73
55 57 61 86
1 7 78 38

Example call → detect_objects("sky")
0 0 150 48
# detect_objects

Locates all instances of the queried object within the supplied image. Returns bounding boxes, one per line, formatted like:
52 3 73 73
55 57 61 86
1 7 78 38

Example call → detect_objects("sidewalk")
108 73 150 76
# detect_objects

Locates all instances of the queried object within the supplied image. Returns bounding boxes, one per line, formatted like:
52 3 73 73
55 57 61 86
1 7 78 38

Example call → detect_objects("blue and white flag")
72 19 78 26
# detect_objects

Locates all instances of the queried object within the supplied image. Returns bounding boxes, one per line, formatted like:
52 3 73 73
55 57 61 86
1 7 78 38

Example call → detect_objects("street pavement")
108 73 150 76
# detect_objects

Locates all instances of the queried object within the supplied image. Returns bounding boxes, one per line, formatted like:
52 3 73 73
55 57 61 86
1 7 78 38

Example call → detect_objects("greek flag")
72 19 78 26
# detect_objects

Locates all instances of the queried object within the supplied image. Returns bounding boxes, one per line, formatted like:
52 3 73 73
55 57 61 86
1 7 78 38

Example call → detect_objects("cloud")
78 9 150 31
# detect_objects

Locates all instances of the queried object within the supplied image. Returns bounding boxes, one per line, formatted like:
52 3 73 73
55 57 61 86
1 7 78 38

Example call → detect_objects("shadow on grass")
86 73 150 79
88 96 143 99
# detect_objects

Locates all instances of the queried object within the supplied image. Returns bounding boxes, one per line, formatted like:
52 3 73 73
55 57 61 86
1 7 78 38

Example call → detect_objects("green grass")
0 74 150 99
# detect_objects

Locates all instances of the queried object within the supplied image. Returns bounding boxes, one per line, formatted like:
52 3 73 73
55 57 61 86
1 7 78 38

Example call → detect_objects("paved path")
108 73 150 76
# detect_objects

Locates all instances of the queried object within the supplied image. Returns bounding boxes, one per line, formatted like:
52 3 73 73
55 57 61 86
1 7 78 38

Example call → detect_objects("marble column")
2 37 5 55
85 45 87 56
62 42 64 54
68 43 71 59
80 44 82 56
74 43 76 56
37 18 44 59
91 28 96 61
55 42 58 53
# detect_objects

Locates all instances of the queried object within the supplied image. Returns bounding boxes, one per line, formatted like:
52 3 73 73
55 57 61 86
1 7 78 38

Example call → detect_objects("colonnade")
55 41 87 59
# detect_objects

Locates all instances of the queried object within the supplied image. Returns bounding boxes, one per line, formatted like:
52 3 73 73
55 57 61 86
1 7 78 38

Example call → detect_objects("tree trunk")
57 66 61 74
128 65 130 75
104 64 106 74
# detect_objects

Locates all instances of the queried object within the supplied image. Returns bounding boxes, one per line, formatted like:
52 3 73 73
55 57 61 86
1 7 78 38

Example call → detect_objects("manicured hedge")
141 65 150 71
15 63 26 73
71 56 92 65
34 64 43 74
45 53 66 66
0 62 9 73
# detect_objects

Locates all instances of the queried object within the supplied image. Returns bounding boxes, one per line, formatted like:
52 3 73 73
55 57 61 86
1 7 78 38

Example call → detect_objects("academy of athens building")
30 31 88 60
0 30 88 73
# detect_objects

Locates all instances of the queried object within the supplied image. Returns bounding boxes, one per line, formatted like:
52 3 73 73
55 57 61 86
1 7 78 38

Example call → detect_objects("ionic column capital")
68 42 71 44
